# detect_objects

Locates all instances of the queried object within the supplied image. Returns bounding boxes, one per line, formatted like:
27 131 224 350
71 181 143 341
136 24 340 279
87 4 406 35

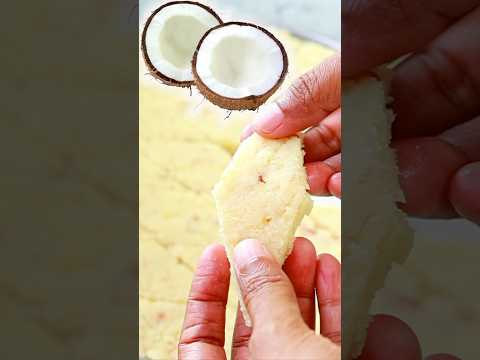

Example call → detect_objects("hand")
179 240 461 359
241 55 341 198
179 238 341 359
344 0 480 224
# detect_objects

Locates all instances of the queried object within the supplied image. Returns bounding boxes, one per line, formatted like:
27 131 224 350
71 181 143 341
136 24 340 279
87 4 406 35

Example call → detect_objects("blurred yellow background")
139 30 340 359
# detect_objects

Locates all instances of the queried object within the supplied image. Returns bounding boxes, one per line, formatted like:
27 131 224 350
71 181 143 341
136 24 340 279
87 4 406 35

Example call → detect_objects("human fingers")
234 238 340 359
391 6 480 139
178 244 230 360
233 238 312 360
355 314 422 360
328 172 341 198
303 109 341 163
424 354 462 360
441 117 480 224
283 237 318 330
316 254 341 345
242 54 340 139
306 154 341 197
449 162 480 225
394 137 468 218
343 0 480 77
440 115 480 162
231 304 251 360
233 239 305 331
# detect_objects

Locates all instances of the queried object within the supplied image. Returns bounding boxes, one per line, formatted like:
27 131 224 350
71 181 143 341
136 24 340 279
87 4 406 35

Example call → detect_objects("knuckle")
318 296 340 308
236 256 283 304
417 47 480 115
179 321 224 347
313 123 341 152
287 72 319 113
325 330 342 344
280 57 339 115
232 333 250 349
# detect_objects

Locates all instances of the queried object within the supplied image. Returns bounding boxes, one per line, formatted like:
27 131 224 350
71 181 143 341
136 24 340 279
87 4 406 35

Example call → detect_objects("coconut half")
141 1 222 87
192 22 288 110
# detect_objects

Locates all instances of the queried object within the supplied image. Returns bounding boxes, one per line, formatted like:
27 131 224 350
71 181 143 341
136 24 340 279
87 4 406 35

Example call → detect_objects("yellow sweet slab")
139 29 337 358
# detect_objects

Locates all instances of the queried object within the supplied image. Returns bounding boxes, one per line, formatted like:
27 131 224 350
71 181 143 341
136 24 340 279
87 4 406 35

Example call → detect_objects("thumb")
233 239 304 330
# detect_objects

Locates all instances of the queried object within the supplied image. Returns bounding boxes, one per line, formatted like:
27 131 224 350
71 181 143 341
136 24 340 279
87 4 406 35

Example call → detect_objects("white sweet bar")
213 133 312 326
342 76 414 357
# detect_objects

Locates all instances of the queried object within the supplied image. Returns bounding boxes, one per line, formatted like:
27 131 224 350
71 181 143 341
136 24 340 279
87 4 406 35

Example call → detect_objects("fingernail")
240 124 254 141
233 239 270 269
253 103 284 135
328 173 341 198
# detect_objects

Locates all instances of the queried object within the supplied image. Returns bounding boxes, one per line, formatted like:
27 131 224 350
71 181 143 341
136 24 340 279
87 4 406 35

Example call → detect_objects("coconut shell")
192 22 288 110
141 1 223 87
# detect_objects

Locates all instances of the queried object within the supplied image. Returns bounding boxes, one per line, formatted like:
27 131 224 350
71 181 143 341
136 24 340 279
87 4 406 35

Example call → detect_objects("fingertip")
284 237 317 277
306 161 336 196
328 172 341 198
356 314 422 360
449 162 480 225
251 103 285 138
317 253 340 266
194 244 230 290
284 237 317 290
199 243 228 267
394 137 467 218
287 237 317 264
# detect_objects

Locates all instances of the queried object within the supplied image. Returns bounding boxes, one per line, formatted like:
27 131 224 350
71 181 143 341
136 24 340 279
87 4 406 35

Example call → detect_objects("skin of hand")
179 238 341 360
241 54 341 198
179 240 461 360
343 0 480 224
235 49 463 358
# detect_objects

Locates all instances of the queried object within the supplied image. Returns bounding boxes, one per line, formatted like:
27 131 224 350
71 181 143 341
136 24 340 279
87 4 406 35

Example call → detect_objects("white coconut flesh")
145 3 221 82
195 24 286 99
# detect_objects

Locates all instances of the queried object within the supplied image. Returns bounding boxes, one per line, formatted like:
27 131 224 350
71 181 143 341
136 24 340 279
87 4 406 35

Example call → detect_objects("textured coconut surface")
343 77 480 359
139 31 337 359
342 77 415 357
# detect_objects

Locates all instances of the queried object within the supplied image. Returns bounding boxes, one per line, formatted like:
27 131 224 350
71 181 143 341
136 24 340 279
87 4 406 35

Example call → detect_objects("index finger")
342 0 480 77
250 54 340 139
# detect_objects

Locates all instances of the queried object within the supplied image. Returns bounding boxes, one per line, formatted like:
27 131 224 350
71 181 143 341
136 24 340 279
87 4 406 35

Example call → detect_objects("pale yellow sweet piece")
140 237 192 303
141 141 231 193
140 185 219 248
342 77 413 357
296 203 341 260
169 242 207 271
139 30 336 358
139 299 186 360
139 84 251 155
213 134 313 326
